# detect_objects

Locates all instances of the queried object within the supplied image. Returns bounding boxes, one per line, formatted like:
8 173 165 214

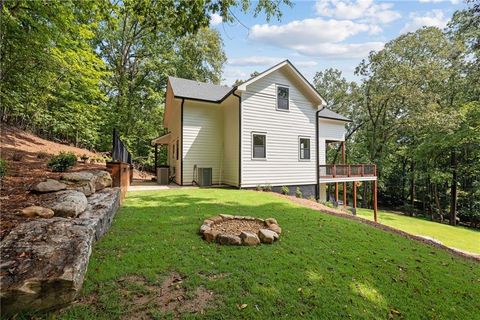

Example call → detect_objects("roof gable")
168 76 233 102
318 108 352 122
236 60 327 108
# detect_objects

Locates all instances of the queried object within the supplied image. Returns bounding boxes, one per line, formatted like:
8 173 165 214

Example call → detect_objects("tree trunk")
433 183 443 223
409 161 415 216
449 150 457 226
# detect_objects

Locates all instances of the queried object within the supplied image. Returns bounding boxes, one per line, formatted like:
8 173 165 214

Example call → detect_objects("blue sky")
210 0 467 85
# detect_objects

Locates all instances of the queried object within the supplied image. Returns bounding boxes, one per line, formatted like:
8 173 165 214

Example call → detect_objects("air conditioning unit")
157 167 169 185
197 167 212 187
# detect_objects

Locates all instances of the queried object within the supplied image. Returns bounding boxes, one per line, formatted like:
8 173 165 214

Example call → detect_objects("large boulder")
91 170 112 191
0 218 95 315
60 172 96 196
44 190 88 218
32 179 67 193
20 206 54 219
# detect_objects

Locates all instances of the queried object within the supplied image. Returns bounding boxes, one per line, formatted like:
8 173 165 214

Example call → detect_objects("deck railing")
319 164 376 178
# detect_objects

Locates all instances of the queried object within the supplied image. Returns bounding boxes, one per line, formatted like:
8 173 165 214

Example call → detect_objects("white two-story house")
152 60 377 202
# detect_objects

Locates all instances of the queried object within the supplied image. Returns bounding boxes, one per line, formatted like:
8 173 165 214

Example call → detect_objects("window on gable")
277 85 289 110
252 133 266 159
299 137 310 160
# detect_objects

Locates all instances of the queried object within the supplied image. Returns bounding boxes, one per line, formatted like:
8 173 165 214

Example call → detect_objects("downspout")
180 98 184 186
315 106 326 200
233 91 241 189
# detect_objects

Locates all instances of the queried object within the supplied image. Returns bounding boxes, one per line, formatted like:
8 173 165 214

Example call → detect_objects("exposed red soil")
116 272 214 319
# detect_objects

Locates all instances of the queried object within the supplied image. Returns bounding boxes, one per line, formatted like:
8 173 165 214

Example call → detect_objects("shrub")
281 186 289 195
37 151 50 159
12 151 22 161
0 159 6 179
264 184 272 192
255 185 264 191
80 154 89 162
47 151 77 172
295 187 302 198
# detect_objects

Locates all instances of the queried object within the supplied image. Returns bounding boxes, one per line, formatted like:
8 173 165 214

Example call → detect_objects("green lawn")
355 208 480 254
52 189 479 319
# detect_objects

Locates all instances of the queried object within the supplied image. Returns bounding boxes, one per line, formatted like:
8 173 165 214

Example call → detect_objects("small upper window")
299 137 310 160
277 85 289 110
252 133 266 159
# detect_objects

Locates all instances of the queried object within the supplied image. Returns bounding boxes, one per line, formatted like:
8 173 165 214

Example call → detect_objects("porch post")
353 182 357 208
373 179 378 222
154 144 158 169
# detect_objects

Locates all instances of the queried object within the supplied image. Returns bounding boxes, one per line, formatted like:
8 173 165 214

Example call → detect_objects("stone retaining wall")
0 188 121 315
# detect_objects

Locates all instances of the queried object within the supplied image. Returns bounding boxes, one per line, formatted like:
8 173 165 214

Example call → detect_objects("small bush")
295 187 302 198
255 185 264 191
264 184 272 192
281 186 289 195
12 151 22 161
37 151 50 159
80 154 89 161
47 151 77 172
0 159 7 179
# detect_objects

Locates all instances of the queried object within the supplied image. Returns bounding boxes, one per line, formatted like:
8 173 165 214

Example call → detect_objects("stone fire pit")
199 214 281 246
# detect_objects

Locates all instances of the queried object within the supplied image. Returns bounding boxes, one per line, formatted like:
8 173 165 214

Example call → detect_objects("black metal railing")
112 129 132 164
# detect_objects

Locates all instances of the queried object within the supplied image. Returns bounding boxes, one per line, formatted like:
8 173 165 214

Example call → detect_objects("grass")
355 208 480 254
49 189 479 319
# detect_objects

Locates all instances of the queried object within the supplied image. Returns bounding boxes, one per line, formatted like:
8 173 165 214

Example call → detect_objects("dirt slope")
0 125 107 238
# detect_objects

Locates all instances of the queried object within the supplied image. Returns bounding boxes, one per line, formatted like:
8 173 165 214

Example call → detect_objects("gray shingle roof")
318 108 352 122
168 76 233 102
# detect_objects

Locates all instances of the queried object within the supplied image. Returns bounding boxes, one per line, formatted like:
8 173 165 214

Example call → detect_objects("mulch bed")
275 193 480 262
210 219 265 236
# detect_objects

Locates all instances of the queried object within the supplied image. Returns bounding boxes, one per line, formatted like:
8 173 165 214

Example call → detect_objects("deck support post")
373 179 378 222
335 182 339 203
353 182 357 208
342 141 347 206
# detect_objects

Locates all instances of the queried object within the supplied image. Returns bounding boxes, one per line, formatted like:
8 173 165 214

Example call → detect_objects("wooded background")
1 0 478 226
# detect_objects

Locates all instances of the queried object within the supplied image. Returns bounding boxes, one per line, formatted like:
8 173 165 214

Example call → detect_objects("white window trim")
298 136 311 161
251 132 267 160
275 84 290 112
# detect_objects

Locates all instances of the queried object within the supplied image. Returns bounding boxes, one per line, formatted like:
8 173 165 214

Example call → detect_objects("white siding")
241 69 318 187
183 100 223 185
319 118 346 141
165 95 182 185
222 95 239 186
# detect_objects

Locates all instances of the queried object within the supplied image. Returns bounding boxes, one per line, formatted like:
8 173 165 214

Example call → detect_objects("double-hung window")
252 133 266 159
276 85 289 111
299 137 310 160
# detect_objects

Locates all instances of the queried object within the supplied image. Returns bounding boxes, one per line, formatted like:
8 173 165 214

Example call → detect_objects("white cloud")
228 56 318 68
250 18 372 45
418 0 461 4
400 10 449 34
228 56 283 66
248 18 383 59
295 60 318 67
315 0 401 24
292 42 384 59
210 13 222 26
